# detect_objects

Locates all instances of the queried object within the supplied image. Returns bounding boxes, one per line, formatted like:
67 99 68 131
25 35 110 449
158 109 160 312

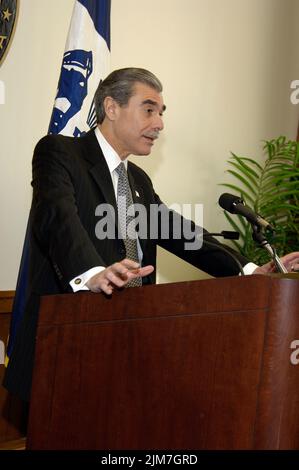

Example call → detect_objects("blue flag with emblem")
49 0 111 136
6 0 111 363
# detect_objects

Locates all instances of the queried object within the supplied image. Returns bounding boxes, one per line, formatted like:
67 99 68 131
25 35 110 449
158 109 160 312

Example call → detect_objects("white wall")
1 0 299 289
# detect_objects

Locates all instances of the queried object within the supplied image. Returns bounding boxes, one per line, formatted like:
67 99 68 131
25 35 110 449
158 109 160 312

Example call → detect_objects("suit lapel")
127 164 145 205
127 163 149 257
82 130 144 208
81 129 117 210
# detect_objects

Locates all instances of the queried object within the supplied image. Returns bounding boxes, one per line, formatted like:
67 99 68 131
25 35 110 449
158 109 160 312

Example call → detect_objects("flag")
49 0 111 136
5 216 31 364
6 0 111 362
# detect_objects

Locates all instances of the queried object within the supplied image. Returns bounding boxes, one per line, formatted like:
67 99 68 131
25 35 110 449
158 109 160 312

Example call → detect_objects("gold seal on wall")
0 0 18 66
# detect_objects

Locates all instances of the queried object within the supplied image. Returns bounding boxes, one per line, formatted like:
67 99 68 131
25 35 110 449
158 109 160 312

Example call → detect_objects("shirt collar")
94 126 128 173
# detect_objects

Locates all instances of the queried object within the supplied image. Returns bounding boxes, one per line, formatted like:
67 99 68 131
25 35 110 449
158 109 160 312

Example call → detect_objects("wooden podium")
26 274 299 450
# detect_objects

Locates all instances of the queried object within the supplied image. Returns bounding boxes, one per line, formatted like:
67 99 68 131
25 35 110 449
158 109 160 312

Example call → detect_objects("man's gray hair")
94 67 163 124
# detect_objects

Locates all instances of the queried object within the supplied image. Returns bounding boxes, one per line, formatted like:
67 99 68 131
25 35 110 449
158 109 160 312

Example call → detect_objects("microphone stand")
251 224 288 274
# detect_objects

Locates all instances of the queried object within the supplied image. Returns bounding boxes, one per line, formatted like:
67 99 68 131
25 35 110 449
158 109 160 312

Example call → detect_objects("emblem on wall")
0 0 18 66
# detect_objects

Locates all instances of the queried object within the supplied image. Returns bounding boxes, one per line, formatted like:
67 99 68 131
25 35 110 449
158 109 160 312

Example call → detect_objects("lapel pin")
135 190 140 197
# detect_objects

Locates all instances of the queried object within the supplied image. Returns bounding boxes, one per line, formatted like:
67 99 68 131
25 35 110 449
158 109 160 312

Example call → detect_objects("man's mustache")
144 131 160 140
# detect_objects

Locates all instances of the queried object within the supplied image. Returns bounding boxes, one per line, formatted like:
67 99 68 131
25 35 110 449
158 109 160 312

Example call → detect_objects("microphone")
218 193 274 232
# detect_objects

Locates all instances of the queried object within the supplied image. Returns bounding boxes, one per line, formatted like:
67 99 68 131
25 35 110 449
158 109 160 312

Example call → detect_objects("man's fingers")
281 252 299 271
103 285 113 295
256 252 299 274
134 265 154 277
122 264 154 279
86 261 155 293
106 269 128 287
119 258 141 270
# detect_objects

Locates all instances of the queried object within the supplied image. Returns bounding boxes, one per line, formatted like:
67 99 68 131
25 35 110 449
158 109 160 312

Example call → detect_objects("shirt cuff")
70 266 105 292
242 262 259 275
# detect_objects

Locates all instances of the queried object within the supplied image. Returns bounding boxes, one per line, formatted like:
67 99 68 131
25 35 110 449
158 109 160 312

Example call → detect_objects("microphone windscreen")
218 193 243 213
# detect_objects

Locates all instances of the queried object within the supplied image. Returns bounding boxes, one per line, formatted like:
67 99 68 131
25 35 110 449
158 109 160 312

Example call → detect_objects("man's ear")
103 96 119 121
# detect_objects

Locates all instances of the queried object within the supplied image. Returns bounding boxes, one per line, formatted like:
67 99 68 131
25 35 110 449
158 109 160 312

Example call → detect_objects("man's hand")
253 251 299 275
86 258 154 294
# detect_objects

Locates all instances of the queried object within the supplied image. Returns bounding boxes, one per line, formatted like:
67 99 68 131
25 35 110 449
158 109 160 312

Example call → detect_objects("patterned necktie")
115 162 142 287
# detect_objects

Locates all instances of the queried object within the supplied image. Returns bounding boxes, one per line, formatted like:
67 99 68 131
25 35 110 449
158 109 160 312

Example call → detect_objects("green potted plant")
220 136 299 265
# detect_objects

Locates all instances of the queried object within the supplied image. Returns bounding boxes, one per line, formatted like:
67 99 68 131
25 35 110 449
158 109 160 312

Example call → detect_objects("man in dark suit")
3 67 299 403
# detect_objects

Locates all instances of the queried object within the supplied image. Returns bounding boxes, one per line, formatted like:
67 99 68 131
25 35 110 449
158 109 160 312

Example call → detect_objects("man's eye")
146 108 153 113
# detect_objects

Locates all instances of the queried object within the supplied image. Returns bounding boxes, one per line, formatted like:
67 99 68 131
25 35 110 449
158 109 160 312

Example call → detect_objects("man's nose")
154 114 164 131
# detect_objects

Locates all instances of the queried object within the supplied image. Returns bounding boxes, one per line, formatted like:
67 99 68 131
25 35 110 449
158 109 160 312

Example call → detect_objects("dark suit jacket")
3 129 248 401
